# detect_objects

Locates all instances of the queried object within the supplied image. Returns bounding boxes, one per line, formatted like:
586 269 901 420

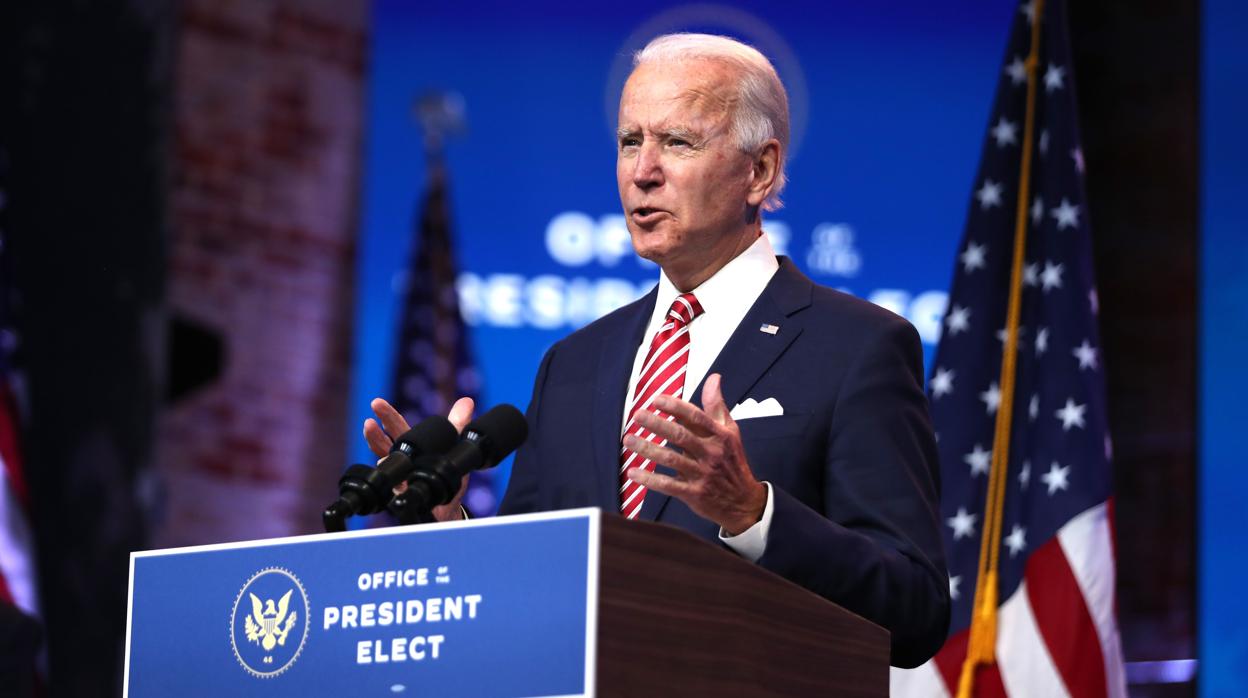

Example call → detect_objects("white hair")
633 33 790 211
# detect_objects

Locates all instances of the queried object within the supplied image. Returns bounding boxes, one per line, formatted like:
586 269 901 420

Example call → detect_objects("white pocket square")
730 397 785 420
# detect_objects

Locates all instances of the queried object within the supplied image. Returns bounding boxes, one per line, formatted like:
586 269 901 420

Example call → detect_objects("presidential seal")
230 567 310 678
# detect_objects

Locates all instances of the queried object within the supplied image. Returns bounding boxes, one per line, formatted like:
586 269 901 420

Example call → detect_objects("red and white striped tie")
619 292 704 519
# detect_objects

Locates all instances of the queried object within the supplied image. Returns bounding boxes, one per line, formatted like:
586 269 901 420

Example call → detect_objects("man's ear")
746 139 782 208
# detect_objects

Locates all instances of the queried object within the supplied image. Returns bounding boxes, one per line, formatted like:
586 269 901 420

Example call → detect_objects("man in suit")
366 33 949 667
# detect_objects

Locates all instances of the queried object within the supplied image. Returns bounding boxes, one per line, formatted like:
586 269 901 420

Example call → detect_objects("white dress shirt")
621 234 779 561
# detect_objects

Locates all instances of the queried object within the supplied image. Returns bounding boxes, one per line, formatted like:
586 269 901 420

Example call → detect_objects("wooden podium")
126 508 888 697
597 515 888 697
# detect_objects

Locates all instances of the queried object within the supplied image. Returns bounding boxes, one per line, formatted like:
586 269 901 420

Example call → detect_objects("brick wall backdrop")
155 0 369 546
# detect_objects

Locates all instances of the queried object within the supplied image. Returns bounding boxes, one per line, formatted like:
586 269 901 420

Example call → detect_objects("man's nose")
631 143 664 190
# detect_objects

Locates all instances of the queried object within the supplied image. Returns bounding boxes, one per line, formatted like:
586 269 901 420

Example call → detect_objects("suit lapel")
591 288 656 512
695 259 812 413
639 258 814 523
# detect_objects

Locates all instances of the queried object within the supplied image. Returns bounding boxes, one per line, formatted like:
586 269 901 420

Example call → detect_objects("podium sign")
125 509 600 697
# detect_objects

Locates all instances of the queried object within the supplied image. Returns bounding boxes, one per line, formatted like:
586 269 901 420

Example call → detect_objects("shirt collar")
652 233 779 321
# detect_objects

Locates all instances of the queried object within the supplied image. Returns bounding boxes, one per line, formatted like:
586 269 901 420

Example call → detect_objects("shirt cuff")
718 482 774 562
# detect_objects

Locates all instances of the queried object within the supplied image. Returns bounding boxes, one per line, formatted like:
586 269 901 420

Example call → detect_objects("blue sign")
125 509 601 697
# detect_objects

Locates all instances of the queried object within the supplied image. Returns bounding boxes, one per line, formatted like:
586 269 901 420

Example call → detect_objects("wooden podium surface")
599 516 889 697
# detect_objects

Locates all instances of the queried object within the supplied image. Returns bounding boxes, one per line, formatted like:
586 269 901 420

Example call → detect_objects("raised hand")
622 373 766 535
363 396 475 522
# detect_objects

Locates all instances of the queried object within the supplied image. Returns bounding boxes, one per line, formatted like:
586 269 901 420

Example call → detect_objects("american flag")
0 143 42 655
892 1 1127 695
387 161 491 515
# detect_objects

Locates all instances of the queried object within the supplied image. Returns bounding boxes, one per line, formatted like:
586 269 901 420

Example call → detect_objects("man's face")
616 60 758 280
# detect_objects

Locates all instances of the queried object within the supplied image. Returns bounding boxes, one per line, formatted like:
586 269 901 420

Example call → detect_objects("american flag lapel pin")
759 323 780 335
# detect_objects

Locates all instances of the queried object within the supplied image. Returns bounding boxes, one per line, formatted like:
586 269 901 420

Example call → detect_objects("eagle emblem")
231 567 309 678
243 589 298 651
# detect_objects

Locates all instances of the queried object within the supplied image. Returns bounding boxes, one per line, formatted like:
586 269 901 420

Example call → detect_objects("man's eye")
620 138 639 148
669 139 689 147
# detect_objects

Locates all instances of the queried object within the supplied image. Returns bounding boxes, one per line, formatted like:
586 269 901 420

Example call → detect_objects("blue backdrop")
349 0 1015 499
1199 0 1248 694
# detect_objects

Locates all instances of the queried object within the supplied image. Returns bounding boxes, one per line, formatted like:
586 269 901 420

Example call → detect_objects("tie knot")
667 293 703 325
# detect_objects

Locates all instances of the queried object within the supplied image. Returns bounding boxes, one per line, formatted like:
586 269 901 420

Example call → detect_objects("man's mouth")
631 207 668 224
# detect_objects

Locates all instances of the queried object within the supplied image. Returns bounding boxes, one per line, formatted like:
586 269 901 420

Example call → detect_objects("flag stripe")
933 627 967 691
889 657 952 697
917 626 1010 697
997 579 1071 698
1024 538 1105 697
1056 503 1128 697
975 664 1009 698
0 402 27 506
0 458 39 615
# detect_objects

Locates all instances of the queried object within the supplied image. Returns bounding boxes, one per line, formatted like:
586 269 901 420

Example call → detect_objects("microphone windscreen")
392 415 459 456
466 404 529 464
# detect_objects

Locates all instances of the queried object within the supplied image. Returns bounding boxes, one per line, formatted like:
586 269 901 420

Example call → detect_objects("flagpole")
957 1 1046 695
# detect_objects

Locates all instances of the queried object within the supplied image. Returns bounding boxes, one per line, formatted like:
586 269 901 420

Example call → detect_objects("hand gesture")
623 373 766 535
363 396 475 522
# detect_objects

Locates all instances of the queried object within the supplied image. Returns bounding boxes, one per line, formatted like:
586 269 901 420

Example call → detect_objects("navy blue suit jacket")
499 258 949 667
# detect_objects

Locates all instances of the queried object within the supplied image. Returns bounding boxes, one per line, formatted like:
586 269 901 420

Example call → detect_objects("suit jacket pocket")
736 413 810 441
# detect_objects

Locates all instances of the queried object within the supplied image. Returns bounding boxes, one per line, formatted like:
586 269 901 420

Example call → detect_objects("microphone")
322 416 459 532
390 404 528 521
